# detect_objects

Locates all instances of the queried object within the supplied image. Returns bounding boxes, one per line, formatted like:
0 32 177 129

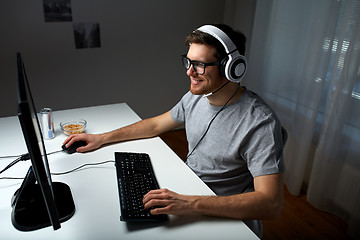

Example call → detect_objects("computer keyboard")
114 152 168 222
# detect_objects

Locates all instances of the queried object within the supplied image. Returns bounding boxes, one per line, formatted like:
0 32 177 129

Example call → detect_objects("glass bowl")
60 119 87 135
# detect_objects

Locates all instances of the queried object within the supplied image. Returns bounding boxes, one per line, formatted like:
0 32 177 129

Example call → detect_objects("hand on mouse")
63 133 103 153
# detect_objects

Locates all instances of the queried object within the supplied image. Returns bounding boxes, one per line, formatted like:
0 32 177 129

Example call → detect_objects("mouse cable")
0 150 63 175
0 154 30 175
0 149 63 160
0 154 23 159
0 176 24 180
0 160 115 180
49 150 64 155
51 160 115 176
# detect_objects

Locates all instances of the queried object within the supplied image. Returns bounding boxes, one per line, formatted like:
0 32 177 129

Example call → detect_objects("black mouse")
62 140 87 154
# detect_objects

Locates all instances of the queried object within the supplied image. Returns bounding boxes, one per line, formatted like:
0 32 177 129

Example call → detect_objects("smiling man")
63 24 285 238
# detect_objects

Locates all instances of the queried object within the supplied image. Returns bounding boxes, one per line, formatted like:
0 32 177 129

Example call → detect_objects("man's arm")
63 110 182 153
143 173 283 220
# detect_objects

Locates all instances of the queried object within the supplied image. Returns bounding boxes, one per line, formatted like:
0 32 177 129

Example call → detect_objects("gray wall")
0 0 256 119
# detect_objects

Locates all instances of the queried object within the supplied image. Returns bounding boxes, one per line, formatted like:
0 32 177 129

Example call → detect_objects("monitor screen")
12 52 75 231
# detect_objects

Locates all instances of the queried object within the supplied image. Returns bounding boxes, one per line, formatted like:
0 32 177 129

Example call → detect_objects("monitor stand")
11 167 76 231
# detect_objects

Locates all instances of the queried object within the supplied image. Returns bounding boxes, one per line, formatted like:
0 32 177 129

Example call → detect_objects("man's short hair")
185 24 246 61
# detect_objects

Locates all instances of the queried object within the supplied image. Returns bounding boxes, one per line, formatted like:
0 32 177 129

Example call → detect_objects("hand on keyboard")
143 188 197 216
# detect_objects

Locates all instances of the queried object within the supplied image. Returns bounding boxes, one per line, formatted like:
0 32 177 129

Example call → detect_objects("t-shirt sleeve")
241 114 285 178
170 92 191 124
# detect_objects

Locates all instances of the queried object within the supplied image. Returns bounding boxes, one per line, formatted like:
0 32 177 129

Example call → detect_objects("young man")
64 24 285 237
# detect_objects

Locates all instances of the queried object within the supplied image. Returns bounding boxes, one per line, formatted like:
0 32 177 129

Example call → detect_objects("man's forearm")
192 174 283 220
191 190 282 220
98 111 181 147
98 118 159 146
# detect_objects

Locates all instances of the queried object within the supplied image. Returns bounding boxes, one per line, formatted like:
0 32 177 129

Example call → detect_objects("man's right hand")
62 133 104 153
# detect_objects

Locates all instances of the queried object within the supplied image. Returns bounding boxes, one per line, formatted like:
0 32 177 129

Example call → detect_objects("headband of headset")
196 25 247 83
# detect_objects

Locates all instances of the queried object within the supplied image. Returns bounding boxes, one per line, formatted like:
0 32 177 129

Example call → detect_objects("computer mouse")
62 140 87 154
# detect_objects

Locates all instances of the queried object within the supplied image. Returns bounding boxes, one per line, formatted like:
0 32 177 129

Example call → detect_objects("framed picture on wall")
73 22 101 49
43 0 72 22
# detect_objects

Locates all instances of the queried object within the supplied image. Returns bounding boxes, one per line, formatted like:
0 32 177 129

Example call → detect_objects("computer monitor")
11 52 75 231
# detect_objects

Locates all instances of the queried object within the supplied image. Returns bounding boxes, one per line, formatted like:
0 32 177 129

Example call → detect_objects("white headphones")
196 25 247 83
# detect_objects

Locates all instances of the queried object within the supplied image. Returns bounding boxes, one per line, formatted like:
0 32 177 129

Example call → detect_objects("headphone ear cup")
231 57 246 79
227 55 247 83
219 57 228 77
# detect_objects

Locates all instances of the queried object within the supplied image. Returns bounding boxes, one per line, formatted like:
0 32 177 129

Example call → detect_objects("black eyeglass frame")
181 54 220 75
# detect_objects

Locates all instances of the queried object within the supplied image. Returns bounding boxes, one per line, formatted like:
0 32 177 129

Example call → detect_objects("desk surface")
0 103 259 240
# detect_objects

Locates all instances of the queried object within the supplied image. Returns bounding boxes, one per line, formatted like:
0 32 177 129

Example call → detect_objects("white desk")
0 103 259 240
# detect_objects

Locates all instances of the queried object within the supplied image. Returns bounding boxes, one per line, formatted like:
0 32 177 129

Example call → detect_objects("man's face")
186 43 227 95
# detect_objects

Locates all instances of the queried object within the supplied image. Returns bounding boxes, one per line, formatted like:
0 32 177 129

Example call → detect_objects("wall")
0 0 256 120
223 0 257 61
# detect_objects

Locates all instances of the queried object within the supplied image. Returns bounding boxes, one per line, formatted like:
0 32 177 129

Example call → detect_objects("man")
64 24 285 237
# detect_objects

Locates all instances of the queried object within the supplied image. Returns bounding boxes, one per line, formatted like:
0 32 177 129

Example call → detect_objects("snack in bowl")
60 119 87 135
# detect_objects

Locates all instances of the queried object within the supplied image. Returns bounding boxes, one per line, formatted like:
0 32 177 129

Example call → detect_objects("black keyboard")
114 152 168 222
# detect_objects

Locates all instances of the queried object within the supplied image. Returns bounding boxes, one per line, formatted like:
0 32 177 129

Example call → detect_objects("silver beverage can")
39 108 55 139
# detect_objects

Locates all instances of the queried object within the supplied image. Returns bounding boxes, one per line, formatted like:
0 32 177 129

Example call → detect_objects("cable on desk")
0 154 30 175
51 160 115 176
48 150 64 155
0 177 24 180
0 150 63 160
0 160 115 180
0 155 23 159
0 150 63 176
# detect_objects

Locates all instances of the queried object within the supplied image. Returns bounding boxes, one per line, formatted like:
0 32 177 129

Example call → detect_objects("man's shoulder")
241 89 277 118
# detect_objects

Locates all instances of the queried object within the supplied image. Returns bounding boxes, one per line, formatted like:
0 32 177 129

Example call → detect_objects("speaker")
197 25 247 83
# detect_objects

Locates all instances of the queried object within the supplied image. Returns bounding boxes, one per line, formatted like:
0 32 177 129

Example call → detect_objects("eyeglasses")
181 55 220 75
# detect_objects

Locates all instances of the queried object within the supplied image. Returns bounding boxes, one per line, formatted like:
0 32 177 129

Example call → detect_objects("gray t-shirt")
170 88 285 237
